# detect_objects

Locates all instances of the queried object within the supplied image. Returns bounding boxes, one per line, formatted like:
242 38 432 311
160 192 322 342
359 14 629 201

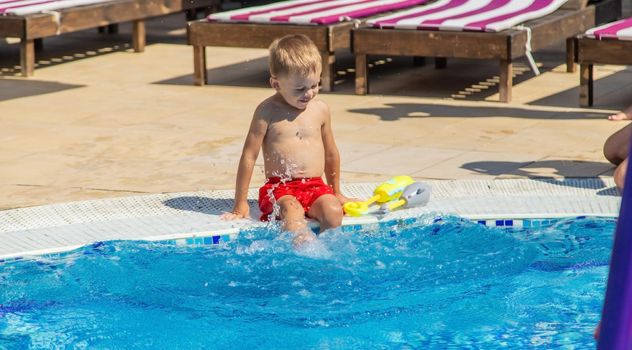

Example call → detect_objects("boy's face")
270 72 321 110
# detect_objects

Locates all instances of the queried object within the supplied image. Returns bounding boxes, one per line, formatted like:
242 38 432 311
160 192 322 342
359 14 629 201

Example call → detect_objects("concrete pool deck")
1 10 631 211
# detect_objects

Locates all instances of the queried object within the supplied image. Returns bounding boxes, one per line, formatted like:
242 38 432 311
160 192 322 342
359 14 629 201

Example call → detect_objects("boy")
222 34 350 246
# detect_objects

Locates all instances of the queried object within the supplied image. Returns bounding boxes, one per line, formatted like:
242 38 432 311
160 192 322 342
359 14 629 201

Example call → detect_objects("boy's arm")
223 108 268 220
321 103 351 204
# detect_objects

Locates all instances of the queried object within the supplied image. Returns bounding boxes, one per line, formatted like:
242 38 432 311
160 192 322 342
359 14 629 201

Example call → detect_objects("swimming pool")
0 178 620 348
0 215 614 348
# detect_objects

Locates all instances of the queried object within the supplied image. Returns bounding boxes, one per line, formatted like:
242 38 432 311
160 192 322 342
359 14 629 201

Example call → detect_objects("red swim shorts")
258 177 334 221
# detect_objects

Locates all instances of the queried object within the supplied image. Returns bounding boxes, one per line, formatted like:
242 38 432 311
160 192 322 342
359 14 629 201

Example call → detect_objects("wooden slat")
329 21 355 50
355 53 367 95
352 6 595 60
525 7 595 52
193 45 206 86
578 38 632 66
20 38 34 76
2 0 217 78
579 63 593 107
499 59 512 102
566 37 577 73
507 30 526 59
132 19 145 52
188 21 330 51
351 5 600 102
10 0 218 39
352 28 511 59
320 51 335 92
578 34 631 106
24 14 59 39
0 17 25 37
59 2 140 33
187 20 352 89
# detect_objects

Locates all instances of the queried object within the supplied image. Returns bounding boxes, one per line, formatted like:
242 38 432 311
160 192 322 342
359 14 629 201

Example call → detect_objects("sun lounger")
578 16 632 107
0 0 218 76
352 0 596 102
187 0 431 91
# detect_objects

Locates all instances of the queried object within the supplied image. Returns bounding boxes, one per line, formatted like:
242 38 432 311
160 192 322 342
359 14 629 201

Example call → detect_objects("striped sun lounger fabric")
0 0 108 16
207 0 431 25
368 0 568 32
585 17 632 41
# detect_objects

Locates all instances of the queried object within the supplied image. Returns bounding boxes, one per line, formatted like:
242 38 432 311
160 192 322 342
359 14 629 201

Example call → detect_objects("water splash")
264 158 303 224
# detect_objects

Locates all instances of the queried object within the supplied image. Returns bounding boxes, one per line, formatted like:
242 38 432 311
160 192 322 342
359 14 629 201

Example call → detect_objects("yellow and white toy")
379 182 431 213
343 176 414 217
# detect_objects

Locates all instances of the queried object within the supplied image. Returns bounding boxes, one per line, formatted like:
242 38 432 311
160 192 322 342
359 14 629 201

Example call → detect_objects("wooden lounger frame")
578 36 632 107
352 0 596 102
0 0 218 76
187 20 357 92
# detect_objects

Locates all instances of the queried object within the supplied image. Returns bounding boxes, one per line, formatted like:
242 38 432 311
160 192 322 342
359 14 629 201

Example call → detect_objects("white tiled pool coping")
0 178 620 260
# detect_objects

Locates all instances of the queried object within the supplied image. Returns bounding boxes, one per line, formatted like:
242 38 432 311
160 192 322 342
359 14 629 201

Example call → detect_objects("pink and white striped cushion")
585 17 632 41
368 0 567 32
0 0 108 16
207 0 430 25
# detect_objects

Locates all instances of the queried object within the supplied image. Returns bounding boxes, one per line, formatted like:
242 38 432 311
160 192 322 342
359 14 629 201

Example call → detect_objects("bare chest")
267 118 322 142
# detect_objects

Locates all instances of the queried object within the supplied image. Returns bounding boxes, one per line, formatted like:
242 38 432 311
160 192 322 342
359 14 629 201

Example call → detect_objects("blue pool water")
0 216 615 349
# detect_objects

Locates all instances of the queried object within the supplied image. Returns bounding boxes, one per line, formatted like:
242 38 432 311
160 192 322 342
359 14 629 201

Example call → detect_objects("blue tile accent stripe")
474 218 569 228
0 216 590 264
115 216 575 249
176 234 230 246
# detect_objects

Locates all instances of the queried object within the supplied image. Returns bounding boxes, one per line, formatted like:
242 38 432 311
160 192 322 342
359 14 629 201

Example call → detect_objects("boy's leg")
307 194 343 232
277 195 315 245
604 123 632 165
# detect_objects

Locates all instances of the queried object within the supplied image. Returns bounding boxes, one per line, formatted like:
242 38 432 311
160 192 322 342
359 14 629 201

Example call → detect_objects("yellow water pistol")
343 176 415 217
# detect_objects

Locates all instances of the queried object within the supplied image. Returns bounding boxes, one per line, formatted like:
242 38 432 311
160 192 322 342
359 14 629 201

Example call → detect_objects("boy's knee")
278 197 308 232
279 197 303 216
320 201 343 226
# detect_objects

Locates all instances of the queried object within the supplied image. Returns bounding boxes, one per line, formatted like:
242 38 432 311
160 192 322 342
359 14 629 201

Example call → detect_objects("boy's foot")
292 231 317 248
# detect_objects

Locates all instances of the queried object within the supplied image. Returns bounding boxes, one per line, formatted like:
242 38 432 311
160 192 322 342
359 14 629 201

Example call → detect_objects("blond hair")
268 34 322 77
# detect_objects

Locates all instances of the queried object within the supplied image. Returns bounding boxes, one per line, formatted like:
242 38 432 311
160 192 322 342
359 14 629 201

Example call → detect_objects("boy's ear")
270 76 280 90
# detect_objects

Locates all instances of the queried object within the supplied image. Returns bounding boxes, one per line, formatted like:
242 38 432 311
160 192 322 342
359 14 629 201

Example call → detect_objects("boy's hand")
335 193 358 205
221 202 250 220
